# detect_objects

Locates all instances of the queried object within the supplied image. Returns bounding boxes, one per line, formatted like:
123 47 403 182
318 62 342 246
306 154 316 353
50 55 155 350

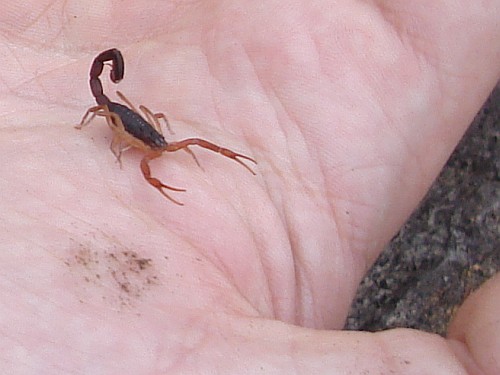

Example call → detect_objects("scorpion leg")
116 91 140 115
76 105 130 166
94 108 132 165
140 152 186 205
81 104 127 134
139 105 174 135
110 137 131 167
165 138 257 175
77 104 124 133
76 105 108 129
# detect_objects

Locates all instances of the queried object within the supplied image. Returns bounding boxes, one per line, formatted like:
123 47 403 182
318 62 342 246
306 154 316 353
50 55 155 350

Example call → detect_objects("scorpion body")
77 48 256 205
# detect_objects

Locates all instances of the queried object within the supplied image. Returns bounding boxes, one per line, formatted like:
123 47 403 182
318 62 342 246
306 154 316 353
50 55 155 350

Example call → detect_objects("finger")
190 318 472 375
447 273 500 375
323 1 500 261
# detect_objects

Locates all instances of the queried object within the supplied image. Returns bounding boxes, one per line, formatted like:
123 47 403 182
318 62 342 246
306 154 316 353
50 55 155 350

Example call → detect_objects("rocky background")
346 84 499 336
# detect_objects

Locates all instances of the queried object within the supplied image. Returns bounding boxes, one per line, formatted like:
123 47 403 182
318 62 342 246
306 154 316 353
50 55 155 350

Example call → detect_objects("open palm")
1 1 499 374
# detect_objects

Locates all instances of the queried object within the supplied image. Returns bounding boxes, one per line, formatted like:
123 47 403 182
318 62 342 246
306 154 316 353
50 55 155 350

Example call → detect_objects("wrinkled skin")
0 1 499 374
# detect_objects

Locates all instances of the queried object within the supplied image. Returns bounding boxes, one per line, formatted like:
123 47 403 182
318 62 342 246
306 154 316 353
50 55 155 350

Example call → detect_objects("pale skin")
0 1 499 374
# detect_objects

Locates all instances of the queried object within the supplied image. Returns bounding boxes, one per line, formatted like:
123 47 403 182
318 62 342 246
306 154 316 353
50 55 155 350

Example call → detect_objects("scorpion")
77 48 256 205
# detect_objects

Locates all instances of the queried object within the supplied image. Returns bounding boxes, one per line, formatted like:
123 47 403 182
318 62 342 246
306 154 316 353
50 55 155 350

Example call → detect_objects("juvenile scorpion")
77 48 256 205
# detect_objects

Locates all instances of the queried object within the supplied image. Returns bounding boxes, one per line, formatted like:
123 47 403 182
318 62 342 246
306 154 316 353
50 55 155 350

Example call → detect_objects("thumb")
447 273 500 374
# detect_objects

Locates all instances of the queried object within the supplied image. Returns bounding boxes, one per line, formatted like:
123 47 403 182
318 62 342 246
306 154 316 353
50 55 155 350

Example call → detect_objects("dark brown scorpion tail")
89 48 124 106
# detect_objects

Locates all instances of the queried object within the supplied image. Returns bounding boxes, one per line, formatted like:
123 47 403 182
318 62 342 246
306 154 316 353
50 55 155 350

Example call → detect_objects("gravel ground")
345 84 499 336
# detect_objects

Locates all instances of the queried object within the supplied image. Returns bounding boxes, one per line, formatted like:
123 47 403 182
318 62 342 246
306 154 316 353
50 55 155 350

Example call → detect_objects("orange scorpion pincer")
77 48 256 205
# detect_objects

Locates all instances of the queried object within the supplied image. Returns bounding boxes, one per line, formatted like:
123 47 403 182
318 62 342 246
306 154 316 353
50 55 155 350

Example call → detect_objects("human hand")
0 1 498 374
